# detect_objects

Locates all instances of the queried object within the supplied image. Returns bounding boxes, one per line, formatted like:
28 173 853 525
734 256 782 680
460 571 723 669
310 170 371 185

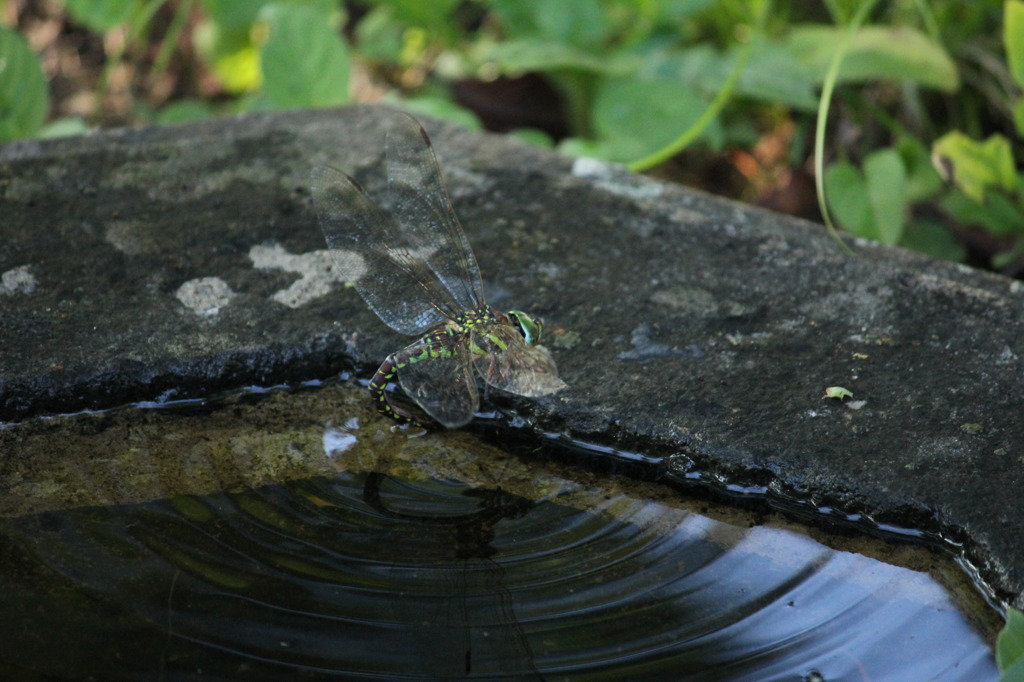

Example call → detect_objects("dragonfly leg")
369 352 436 428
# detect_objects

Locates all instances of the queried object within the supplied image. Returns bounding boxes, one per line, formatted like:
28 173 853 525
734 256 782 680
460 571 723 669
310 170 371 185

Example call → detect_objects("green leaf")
647 0 718 26
932 132 1018 203
63 0 143 32
896 136 943 202
200 0 340 28
993 239 1024 270
864 148 907 244
900 218 965 262
157 100 215 124
258 3 349 109
999 608 1024 673
361 0 460 45
824 161 870 233
37 116 89 138
557 135 612 159
272 0 340 18
487 0 536 37
217 45 263 94
1014 97 1024 137
646 42 818 112
353 5 405 62
375 0 460 31
591 76 708 162
0 26 49 142
489 0 609 46
392 96 481 129
786 24 960 92
509 127 554 148
735 39 819 111
199 0 262 30
1007 0 1024 87
1002 656 1024 682
941 187 1024 237
485 38 636 75
531 0 609 48
193 18 261 93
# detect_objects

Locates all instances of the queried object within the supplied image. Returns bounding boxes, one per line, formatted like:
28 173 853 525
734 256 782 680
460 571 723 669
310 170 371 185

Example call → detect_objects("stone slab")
1 105 1022 607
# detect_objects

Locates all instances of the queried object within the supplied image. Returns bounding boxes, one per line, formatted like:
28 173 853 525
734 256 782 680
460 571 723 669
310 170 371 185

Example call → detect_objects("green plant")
999 607 1024 681
0 1 1019 271
195 0 349 112
0 25 48 141
0 0 350 139
821 0 1023 268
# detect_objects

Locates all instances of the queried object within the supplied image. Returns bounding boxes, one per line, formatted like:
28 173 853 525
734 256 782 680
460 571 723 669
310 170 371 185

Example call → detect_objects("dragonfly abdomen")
369 331 457 427
368 352 416 425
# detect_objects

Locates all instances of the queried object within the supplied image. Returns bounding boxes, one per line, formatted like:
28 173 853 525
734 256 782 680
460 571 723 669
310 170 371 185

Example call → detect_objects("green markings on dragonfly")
310 112 566 428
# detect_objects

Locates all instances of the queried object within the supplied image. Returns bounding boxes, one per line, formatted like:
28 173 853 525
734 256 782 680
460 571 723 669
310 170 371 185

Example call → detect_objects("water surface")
0 383 999 680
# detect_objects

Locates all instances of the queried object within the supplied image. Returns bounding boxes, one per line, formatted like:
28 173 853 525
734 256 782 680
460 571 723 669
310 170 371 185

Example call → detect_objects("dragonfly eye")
508 309 542 345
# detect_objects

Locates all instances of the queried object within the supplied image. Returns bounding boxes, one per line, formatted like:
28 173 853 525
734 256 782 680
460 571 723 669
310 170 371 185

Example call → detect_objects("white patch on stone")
997 345 1019 365
176 277 235 316
571 157 663 199
571 157 614 178
248 242 361 309
0 265 37 295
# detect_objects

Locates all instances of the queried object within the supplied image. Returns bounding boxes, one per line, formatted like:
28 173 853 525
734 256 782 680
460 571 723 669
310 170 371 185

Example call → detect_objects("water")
0 383 1000 680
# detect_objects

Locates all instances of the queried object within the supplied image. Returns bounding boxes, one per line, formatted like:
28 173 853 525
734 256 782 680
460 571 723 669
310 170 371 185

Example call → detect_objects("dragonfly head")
508 309 543 346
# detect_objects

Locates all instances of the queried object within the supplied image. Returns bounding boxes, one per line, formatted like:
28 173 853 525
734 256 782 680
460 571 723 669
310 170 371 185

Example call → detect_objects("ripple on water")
0 388 1000 681
0 478 998 680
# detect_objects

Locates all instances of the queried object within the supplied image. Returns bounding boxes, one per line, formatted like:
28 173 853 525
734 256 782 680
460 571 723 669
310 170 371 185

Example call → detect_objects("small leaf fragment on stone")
823 386 853 400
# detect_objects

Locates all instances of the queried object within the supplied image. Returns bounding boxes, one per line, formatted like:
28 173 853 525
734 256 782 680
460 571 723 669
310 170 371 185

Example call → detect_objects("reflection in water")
362 472 540 679
0 474 999 680
0 388 1001 680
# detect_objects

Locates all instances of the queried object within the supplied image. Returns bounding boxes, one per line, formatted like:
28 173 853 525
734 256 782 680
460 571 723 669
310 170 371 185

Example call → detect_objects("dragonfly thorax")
447 305 544 347
448 304 502 334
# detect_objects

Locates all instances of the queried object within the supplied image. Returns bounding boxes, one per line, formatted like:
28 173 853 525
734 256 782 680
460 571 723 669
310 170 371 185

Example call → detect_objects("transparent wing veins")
311 165 455 335
473 326 567 398
385 113 484 314
309 111 485 337
396 337 479 428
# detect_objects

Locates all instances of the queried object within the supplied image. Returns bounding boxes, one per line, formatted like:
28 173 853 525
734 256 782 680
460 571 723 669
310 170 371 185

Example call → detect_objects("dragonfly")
310 111 566 429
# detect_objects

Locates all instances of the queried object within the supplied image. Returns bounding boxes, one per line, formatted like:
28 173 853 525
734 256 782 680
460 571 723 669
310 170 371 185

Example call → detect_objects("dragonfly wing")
311 164 454 336
385 112 485 312
474 326 567 398
397 336 480 429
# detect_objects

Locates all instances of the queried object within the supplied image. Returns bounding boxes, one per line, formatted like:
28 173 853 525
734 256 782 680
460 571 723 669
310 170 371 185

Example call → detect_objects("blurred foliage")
1000 607 1024 682
0 25 48 140
0 0 1021 273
